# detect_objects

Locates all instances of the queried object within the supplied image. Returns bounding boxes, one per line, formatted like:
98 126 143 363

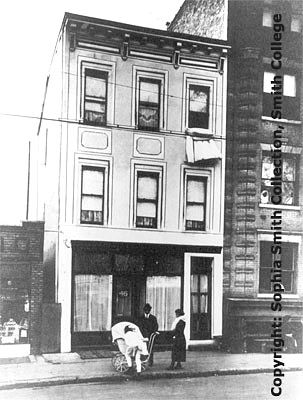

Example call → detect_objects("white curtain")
74 275 112 332
146 276 181 330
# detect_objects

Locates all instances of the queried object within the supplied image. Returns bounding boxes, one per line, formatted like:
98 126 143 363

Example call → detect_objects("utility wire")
0 110 228 141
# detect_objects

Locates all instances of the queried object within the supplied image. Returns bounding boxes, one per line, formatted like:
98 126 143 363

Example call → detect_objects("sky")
0 0 184 225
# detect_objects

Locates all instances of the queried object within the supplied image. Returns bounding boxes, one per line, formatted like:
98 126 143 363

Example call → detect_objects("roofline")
63 12 230 49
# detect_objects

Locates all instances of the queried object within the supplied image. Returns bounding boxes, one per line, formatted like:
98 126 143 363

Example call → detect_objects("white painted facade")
29 13 229 352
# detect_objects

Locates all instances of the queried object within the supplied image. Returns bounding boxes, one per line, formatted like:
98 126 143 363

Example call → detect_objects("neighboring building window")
84 69 107 126
81 166 104 224
263 72 300 120
262 9 272 27
259 241 298 293
291 15 301 32
185 175 207 231
261 153 298 206
188 85 210 130
138 78 160 131
135 171 160 228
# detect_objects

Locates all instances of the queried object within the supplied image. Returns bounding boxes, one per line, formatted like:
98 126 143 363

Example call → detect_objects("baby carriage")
111 321 158 373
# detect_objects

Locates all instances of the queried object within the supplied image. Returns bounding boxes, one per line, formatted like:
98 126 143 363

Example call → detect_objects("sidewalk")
0 351 302 390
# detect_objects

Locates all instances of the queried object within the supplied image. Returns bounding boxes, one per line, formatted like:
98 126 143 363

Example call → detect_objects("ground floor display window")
73 274 112 332
146 276 181 330
0 265 30 344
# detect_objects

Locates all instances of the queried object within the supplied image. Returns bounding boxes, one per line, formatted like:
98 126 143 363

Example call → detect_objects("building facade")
0 221 44 357
170 0 303 351
29 13 228 351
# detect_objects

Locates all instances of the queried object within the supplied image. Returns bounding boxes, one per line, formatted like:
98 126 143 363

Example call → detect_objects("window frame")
133 164 163 230
83 69 108 127
184 174 208 232
182 168 213 232
138 77 161 131
133 68 168 131
80 166 105 225
80 60 115 127
76 157 111 226
260 151 299 207
259 241 298 294
183 76 215 136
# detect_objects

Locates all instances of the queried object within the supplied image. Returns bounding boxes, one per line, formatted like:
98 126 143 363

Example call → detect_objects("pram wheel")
112 353 129 372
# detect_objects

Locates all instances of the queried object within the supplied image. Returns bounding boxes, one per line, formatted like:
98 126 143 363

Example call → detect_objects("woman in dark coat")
167 309 186 370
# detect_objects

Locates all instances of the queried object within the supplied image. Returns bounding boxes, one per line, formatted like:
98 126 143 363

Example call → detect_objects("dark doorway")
190 257 212 340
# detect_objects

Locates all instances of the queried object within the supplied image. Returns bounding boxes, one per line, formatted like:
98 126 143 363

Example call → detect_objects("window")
262 9 272 27
134 69 167 131
188 85 210 130
135 171 160 228
73 274 112 331
291 15 301 33
138 78 160 131
259 241 298 293
81 166 105 224
83 69 108 126
184 77 214 134
185 175 207 231
263 72 300 120
146 276 181 330
261 153 298 206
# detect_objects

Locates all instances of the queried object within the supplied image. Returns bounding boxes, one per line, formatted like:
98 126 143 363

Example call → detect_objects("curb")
0 367 302 391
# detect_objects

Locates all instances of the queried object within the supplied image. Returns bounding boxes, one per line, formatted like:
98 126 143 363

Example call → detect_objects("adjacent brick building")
170 0 303 352
0 221 44 357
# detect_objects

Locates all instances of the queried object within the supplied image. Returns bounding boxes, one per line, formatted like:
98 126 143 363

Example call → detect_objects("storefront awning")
186 137 222 163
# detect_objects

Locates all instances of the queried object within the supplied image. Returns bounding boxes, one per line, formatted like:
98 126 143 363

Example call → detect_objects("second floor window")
261 153 298 206
136 171 159 228
81 166 104 224
259 241 298 294
84 69 108 126
185 175 207 231
138 78 161 131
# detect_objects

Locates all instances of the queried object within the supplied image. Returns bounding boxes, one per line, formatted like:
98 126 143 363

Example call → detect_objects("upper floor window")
262 9 272 27
185 175 207 231
138 78 161 131
261 152 298 206
259 241 298 294
291 15 301 33
263 71 300 120
184 77 214 135
188 85 210 130
81 166 105 224
83 69 108 126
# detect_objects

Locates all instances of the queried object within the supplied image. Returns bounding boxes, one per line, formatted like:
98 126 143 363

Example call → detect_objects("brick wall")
169 0 226 40
0 221 44 354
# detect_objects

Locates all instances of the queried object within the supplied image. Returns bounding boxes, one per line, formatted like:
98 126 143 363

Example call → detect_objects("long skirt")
171 336 186 362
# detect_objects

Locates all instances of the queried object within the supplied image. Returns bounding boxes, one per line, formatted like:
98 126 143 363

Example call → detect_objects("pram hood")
111 321 144 342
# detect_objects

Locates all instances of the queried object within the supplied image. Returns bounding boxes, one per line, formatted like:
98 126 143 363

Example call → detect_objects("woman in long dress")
167 309 186 370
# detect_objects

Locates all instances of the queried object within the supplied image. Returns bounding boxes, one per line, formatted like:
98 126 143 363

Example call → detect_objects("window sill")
186 128 214 137
261 116 302 125
259 203 300 211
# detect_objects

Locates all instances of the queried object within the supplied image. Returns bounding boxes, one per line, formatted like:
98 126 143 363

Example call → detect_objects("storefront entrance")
71 242 219 349
190 257 212 340
113 275 145 324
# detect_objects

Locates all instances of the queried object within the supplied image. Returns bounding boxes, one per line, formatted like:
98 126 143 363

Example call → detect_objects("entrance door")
190 257 212 340
113 276 145 324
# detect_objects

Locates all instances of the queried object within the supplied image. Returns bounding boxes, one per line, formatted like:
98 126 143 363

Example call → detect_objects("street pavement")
0 350 302 390
1 372 302 400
